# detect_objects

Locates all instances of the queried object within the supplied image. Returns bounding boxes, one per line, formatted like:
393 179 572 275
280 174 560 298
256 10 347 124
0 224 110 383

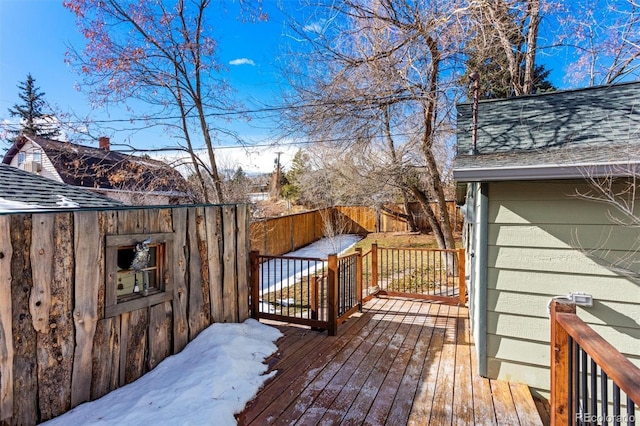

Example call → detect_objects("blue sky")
0 1 627 172
0 0 302 172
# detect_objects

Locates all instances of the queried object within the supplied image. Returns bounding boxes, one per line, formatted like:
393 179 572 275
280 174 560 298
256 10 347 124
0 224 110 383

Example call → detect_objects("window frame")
17 152 26 166
105 232 174 318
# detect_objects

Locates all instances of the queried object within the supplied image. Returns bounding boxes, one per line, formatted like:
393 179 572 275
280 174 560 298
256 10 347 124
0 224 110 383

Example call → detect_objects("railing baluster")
591 357 598 421
581 346 588 424
602 371 609 426
627 394 635 426
614 382 621 426
569 335 574 424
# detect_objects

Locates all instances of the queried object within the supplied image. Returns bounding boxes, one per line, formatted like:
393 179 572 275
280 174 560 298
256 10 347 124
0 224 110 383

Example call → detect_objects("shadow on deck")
238 296 547 425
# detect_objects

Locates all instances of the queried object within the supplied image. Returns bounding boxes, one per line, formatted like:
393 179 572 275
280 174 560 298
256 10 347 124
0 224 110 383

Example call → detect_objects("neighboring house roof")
0 163 123 212
454 81 640 182
3 135 191 197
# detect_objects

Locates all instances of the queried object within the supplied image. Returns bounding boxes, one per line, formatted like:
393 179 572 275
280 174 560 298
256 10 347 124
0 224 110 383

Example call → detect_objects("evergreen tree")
282 149 310 202
461 4 555 100
8 73 60 139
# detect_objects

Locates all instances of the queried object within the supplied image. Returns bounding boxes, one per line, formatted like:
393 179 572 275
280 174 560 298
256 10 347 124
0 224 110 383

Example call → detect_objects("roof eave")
453 162 640 182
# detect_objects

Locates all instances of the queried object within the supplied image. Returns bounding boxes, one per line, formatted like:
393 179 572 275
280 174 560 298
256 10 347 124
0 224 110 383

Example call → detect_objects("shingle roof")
3 136 190 195
454 81 640 181
0 163 123 211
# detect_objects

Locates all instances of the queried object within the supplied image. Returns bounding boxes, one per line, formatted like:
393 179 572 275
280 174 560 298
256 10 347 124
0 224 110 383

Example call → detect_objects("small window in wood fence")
105 233 174 317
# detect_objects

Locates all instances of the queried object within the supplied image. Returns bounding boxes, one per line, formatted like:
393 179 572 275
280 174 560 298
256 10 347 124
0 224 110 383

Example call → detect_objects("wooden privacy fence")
0 204 250 425
250 202 463 256
550 300 640 426
249 245 465 335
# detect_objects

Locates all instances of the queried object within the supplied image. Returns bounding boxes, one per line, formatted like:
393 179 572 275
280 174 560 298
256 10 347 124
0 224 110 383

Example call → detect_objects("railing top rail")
338 252 359 261
377 246 461 253
257 254 328 263
555 311 640 405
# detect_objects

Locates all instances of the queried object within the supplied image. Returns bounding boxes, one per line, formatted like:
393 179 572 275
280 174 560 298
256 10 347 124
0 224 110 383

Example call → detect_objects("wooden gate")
249 251 362 336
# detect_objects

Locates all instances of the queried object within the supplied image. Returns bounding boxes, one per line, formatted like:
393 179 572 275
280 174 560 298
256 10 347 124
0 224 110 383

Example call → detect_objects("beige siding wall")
486 180 640 397
9 140 62 182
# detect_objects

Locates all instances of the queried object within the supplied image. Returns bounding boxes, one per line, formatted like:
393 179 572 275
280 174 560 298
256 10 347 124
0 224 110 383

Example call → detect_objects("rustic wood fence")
0 204 250 425
250 202 462 256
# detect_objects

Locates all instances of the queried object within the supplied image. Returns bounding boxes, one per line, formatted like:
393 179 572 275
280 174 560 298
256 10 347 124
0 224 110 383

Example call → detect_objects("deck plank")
305 299 411 424
510 383 544 426
361 301 431 425
239 297 390 424
469 322 498 426
452 315 475 425
237 297 543 426
340 299 424 424
422 305 458 426
271 297 397 424
490 379 521 425
407 304 450 426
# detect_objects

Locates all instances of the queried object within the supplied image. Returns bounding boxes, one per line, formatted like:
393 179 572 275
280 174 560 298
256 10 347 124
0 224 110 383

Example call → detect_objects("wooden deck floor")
237 297 545 426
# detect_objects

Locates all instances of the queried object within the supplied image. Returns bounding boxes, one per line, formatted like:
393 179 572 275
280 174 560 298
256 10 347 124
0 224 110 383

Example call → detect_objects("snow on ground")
259 234 363 296
43 319 282 426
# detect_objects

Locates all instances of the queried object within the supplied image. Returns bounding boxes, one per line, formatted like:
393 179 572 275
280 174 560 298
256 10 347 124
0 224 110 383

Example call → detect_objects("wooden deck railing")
249 251 362 336
362 244 466 306
550 299 640 425
249 244 467 336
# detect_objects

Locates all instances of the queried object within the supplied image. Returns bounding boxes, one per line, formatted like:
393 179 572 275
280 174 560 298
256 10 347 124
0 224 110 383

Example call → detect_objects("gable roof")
0 163 123 212
454 81 640 182
3 135 191 196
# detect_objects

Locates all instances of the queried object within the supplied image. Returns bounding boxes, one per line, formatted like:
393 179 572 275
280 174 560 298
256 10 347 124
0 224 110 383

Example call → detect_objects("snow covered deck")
238 297 547 425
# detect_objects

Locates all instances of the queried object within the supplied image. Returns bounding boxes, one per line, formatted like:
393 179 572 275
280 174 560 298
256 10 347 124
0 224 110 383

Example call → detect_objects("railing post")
550 299 577 426
327 253 338 336
458 248 466 306
249 251 260 319
355 248 363 310
371 243 378 292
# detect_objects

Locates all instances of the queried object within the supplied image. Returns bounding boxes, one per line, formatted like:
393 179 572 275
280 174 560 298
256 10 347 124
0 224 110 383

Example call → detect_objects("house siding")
485 180 640 398
7 139 62 182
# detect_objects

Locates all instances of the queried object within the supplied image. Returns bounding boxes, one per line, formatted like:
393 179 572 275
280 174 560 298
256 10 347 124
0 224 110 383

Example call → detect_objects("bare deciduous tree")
279 0 464 252
560 0 640 85
64 0 265 203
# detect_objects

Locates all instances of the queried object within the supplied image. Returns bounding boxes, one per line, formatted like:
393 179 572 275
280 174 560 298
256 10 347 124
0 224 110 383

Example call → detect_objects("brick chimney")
99 136 110 151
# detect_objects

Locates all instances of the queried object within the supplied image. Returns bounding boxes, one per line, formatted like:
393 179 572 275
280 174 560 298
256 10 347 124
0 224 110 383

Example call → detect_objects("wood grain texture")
71 211 102 407
36 213 74 421
148 302 172 370
187 207 207 339
123 308 148 385
29 214 54 333
0 216 13 422
91 317 120 400
236 204 250 321
171 207 189 353
195 207 211 326
222 206 238 323
205 206 223 323
10 214 38 425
